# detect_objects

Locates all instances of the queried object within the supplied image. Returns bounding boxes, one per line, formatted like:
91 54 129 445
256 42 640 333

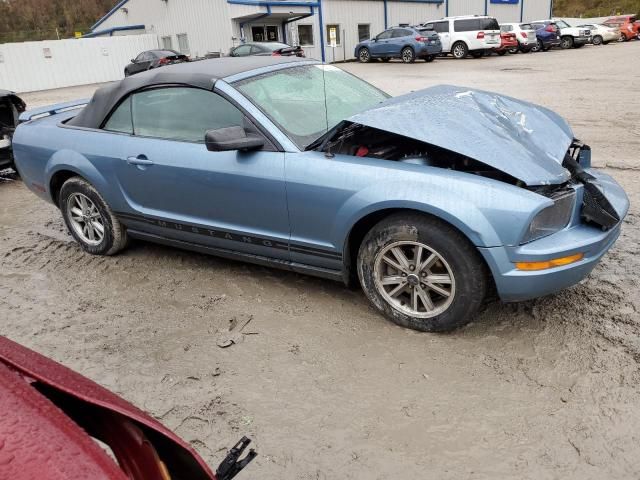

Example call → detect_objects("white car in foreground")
577 23 619 45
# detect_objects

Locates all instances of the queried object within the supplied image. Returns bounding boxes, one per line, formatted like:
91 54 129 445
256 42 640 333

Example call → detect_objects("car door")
130 52 154 74
390 29 411 55
231 44 252 57
105 86 290 260
370 29 392 56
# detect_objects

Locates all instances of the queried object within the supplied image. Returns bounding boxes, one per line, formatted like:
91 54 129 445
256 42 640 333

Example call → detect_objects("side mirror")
372 37 378 42
205 126 264 152
131 58 136 63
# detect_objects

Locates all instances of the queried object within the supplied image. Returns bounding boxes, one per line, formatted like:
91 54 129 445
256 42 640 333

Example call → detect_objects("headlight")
522 190 575 244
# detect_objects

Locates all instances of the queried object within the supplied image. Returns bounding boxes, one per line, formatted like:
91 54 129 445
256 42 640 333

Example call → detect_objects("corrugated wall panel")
487 3 521 22
0 35 158 93
387 2 444 26
447 0 485 17
100 0 234 57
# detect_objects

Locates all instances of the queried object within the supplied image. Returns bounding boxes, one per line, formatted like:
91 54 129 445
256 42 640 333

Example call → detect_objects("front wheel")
59 177 128 256
357 214 487 332
560 36 574 49
401 47 415 63
618 33 627 42
592 35 603 45
451 41 468 59
532 39 542 52
358 47 371 63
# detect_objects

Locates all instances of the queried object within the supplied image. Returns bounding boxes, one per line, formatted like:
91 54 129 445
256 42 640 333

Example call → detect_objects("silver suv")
499 23 538 53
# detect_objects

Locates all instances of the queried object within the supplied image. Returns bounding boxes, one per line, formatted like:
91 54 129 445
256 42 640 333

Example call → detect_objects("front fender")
332 172 550 250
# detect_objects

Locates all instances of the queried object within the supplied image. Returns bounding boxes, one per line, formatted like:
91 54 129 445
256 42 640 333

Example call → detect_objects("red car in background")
494 31 519 55
603 15 639 41
0 336 255 480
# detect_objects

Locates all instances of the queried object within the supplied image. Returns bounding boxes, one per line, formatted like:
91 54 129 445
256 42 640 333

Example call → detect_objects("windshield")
555 20 570 28
520 23 533 30
235 64 389 149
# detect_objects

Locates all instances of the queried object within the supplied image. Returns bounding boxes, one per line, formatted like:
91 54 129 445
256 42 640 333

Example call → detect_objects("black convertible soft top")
68 56 312 129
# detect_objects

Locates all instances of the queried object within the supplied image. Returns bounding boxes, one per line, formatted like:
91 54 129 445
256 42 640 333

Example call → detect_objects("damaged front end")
0 90 26 170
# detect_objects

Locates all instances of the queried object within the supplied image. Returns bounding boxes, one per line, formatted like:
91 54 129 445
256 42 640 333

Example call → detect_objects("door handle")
126 155 154 166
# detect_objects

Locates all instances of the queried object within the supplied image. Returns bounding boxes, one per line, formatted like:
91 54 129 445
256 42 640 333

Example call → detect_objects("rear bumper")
417 43 442 56
480 170 629 302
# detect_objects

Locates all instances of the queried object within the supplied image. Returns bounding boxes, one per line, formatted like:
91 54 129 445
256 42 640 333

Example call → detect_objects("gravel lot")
2 42 640 479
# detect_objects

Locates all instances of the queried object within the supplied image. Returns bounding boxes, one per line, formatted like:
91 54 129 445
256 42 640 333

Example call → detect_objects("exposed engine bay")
0 90 26 168
319 123 522 186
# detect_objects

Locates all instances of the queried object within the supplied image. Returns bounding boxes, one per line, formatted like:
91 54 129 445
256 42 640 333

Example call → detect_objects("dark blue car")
355 26 442 63
530 21 561 51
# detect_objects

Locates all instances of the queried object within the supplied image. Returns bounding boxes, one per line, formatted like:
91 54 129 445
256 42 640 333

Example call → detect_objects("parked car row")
352 14 639 63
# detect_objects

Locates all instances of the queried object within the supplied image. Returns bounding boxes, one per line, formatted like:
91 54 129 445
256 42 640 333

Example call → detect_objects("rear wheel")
357 214 487 332
424 55 435 62
618 33 627 42
532 39 542 52
358 47 371 63
496 50 507 56
401 47 415 63
508 46 519 54
592 35 603 45
59 177 128 256
451 41 468 59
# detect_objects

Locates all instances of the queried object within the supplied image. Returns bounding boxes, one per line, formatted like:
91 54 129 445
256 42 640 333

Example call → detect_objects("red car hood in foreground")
0 335 217 480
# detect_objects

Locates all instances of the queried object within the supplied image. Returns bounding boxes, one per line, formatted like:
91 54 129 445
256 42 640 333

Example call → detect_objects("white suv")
500 23 538 53
421 15 501 59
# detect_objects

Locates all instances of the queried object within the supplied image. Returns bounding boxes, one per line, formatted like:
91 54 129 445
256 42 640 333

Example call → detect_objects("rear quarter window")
481 18 500 30
103 96 133 134
453 19 480 32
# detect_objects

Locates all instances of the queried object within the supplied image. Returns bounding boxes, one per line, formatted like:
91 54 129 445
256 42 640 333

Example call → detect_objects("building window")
177 33 190 54
358 24 370 42
326 24 341 46
161 36 173 50
297 24 314 46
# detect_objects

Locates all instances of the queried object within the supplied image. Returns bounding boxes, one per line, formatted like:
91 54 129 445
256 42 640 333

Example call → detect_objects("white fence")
0 34 158 93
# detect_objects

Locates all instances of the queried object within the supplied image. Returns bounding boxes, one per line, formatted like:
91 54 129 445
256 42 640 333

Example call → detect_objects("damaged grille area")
564 140 620 231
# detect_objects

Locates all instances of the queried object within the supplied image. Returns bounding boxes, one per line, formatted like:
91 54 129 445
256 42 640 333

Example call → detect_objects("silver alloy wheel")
618 33 625 42
452 44 465 58
67 192 105 246
373 241 456 318
359 48 370 62
401 48 413 63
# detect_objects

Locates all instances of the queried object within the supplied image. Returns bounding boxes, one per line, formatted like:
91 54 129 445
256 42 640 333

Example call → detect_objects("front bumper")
479 170 629 302
574 35 590 45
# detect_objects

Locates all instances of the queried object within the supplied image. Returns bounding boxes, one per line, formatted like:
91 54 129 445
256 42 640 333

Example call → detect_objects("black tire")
358 47 371 63
357 213 487 332
508 46 519 54
542 45 552 52
424 55 435 62
451 41 468 59
574 43 585 48
59 177 128 256
400 46 415 63
496 50 507 56
470 50 484 58
592 35 603 45
618 33 627 42
560 36 573 49
532 39 542 52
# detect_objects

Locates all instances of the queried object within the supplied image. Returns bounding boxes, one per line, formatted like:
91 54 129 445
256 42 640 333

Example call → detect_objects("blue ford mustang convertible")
13 57 628 332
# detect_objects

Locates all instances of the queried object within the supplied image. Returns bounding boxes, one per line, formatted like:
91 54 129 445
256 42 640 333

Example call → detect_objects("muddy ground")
2 42 639 479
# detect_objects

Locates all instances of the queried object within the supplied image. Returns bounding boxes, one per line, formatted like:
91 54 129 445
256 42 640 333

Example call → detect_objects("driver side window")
233 45 252 56
377 30 392 40
103 87 246 143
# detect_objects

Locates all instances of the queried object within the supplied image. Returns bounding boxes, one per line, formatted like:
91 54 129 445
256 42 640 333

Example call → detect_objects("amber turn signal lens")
515 253 584 271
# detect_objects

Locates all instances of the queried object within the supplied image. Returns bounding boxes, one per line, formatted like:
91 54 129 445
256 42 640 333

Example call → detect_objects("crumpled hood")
348 85 574 186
